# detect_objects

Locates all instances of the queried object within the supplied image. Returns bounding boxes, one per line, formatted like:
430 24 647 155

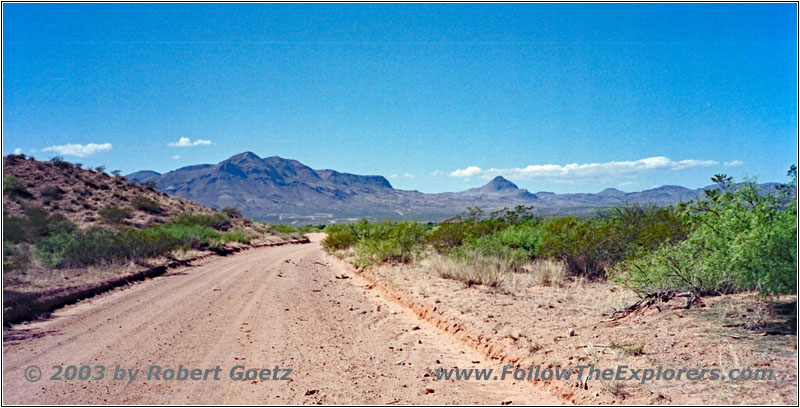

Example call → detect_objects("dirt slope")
2 234 557 405
3 155 226 229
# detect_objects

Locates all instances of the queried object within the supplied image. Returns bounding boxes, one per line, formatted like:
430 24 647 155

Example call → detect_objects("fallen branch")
605 289 701 321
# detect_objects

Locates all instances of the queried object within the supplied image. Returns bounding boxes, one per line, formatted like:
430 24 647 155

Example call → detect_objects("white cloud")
168 137 212 147
403 173 415 179
617 181 640 189
13 148 22 155
450 166 483 178
172 155 181 159
724 160 744 167
439 156 720 183
41 142 112 158
389 174 399 179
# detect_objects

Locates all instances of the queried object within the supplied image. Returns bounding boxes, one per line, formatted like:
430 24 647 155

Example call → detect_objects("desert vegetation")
4 203 257 269
323 169 797 300
321 170 797 404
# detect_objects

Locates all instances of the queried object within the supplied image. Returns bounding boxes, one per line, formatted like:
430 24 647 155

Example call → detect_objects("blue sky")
3 3 797 193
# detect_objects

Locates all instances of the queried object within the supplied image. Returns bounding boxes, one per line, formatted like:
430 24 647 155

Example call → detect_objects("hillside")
3 155 221 229
127 152 779 223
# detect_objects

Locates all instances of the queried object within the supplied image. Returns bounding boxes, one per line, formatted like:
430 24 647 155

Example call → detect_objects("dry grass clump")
427 251 509 287
426 252 567 291
522 259 566 287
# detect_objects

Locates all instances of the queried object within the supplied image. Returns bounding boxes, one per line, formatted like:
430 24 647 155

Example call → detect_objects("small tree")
221 207 243 218
141 180 158 190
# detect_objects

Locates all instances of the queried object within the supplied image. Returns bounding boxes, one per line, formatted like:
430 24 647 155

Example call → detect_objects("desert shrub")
132 196 164 214
141 180 158 189
48 156 73 170
94 165 106 173
321 229 358 251
99 205 133 224
610 175 797 296
4 154 25 165
3 175 32 198
36 227 173 268
453 236 531 266
37 228 117 267
34 220 253 268
536 205 688 279
3 205 75 244
3 240 20 258
538 216 607 278
221 207 242 218
427 206 535 252
143 223 219 250
267 224 299 234
2 215 27 243
299 224 326 232
454 220 546 266
322 220 428 265
219 229 254 243
40 185 65 201
593 204 688 262
3 240 29 271
352 220 428 266
171 213 231 231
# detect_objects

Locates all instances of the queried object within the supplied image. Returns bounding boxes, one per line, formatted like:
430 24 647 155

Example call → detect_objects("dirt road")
3 234 557 404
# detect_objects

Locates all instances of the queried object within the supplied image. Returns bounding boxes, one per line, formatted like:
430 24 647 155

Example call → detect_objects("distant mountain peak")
598 188 625 196
481 176 519 192
226 151 262 162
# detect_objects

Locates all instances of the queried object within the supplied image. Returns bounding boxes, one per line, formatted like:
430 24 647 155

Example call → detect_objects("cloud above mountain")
41 142 112 157
168 137 211 147
440 156 724 183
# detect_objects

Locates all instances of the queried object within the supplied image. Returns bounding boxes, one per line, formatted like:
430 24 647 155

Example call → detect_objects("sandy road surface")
3 234 556 404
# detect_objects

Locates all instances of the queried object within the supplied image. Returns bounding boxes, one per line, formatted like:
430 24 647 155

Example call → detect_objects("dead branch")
605 289 701 321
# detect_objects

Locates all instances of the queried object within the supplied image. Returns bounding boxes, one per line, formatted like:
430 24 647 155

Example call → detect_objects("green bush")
427 206 534 252
267 224 299 235
171 213 231 231
3 175 32 198
3 240 28 271
132 196 164 214
321 229 358 251
352 221 428 266
455 221 545 264
220 229 254 243
321 220 428 265
3 205 75 244
34 221 256 268
99 205 133 224
610 176 797 296
537 205 688 279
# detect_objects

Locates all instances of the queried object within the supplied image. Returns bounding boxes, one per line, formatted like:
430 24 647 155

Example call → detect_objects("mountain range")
126 152 772 223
